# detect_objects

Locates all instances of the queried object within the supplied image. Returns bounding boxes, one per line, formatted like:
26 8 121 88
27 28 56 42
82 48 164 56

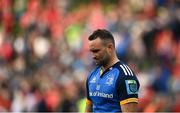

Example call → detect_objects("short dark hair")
88 29 115 46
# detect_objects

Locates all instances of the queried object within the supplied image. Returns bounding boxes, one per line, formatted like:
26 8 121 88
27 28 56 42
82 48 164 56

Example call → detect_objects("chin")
95 62 102 66
94 60 103 66
95 62 99 65
94 61 99 65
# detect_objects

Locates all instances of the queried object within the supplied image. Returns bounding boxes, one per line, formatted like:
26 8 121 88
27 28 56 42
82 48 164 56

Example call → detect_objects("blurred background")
0 0 179 112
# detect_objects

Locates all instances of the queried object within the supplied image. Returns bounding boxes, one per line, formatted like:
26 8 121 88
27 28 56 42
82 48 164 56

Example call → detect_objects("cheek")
106 48 111 55
99 50 105 56
104 50 111 58
100 51 107 59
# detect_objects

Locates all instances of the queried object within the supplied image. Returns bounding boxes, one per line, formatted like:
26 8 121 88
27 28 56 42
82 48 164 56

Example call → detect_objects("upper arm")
85 70 94 112
121 102 138 112
85 99 92 113
86 73 91 101
116 70 140 111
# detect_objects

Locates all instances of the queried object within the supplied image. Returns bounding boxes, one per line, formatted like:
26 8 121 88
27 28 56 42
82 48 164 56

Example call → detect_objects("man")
85 29 140 112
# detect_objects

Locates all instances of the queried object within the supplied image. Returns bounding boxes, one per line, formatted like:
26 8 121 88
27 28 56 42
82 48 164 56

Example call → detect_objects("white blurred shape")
14 37 25 54
11 90 25 112
33 37 50 58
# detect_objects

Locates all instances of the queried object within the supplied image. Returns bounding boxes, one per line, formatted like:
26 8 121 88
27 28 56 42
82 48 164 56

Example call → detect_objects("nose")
91 52 98 59
92 55 96 59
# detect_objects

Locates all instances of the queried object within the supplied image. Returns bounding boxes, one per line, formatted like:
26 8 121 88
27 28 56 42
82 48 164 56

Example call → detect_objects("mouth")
93 57 98 61
93 58 100 64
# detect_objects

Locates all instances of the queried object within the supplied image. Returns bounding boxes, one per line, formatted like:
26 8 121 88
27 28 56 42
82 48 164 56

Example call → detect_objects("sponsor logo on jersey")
96 85 100 90
89 91 113 98
90 76 96 83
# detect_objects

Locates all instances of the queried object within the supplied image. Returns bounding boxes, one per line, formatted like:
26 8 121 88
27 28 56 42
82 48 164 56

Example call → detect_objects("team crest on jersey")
125 80 138 95
90 76 96 83
106 76 114 86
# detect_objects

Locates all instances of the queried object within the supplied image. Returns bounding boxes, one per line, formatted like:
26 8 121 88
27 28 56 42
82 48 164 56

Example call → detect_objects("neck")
102 55 119 71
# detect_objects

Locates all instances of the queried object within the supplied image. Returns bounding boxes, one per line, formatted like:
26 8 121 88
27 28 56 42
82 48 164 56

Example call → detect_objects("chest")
88 70 119 100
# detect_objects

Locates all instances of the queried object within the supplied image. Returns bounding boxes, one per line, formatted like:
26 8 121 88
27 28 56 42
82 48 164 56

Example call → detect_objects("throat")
100 59 119 76
102 59 119 70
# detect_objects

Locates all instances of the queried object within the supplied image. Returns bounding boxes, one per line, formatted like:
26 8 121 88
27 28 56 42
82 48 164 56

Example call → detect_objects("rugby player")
85 29 140 112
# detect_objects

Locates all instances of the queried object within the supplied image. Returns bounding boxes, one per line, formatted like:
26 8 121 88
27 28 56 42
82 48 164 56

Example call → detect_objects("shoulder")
114 61 139 84
115 61 135 77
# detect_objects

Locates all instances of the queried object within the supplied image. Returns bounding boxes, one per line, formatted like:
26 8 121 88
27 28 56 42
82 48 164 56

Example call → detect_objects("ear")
108 43 114 48
107 43 114 51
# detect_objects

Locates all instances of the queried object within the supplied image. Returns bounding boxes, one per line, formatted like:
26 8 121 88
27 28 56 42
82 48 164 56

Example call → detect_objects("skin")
121 102 138 112
85 100 92 112
88 38 118 70
85 37 138 112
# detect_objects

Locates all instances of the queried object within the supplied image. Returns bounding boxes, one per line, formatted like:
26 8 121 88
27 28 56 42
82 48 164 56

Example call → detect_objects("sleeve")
86 76 91 101
86 70 94 101
116 75 140 105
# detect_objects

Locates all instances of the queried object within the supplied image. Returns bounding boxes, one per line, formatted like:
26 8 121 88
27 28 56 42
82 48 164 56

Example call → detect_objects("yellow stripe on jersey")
120 98 138 105
86 98 92 105
100 67 103 76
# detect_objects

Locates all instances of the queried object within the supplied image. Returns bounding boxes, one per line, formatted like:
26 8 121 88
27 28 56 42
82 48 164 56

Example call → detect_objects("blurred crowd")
0 0 179 112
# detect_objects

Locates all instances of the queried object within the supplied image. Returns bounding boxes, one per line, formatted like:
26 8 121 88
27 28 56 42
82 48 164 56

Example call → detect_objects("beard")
94 54 110 67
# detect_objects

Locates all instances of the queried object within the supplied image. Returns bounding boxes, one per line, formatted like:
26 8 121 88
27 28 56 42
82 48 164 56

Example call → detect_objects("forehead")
88 38 103 49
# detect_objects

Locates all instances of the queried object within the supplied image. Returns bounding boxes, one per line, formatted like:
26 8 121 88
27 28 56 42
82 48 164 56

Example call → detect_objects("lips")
93 57 99 61
93 56 97 60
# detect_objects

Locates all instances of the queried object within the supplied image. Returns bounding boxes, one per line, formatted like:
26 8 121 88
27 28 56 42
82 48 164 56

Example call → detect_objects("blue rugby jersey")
86 61 140 112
